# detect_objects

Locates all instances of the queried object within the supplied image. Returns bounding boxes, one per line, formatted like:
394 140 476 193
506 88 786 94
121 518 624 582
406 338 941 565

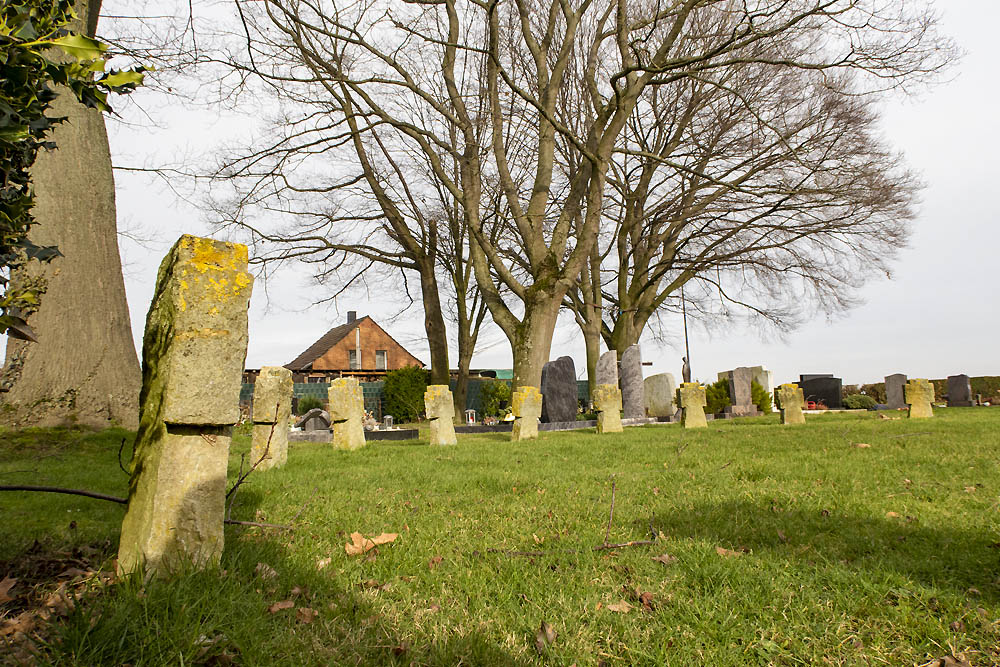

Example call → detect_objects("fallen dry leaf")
255 562 278 580
949 620 965 632
392 642 410 657
886 511 901 519
316 557 331 570
964 486 977 493
345 532 398 556
854 443 871 449
651 554 677 566
296 607 318 624
426 603 441 614
534 621 557 654
638 592 655 612
716 546 742 558
267 600 295 614
428 555 443 570
918 657 972 667
777 530 788 543
0 577 17 604
607 600 633 613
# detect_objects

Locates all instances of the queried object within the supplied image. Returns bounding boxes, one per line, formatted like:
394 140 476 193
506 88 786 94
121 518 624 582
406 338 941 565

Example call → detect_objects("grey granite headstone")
724 367 759 417
296 408 330 431
947 374 973 407
885 373 907 409
644 373 676 418
540 356 578 423
595 350 618 387
620 345 645 419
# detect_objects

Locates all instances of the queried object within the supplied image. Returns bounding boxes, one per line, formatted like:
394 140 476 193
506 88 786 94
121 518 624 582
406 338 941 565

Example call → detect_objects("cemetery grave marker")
329 377 366 450
676 383 708 429
775 383 805 425
592 384 623 434
424 384 458 446
947 374 974 407
620 345 645 419
643 373 676 418
250 366 293 471
511 387 542 441
905 379 934 419
885 374 907 410
540 356 578 423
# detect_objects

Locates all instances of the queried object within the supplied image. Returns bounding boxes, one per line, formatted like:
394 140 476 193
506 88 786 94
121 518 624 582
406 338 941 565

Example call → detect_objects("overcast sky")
4 1 996 388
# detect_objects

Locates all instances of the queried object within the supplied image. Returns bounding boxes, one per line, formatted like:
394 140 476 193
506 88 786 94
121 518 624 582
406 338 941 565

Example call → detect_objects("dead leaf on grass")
607 600 633 613
0 576 17 604
428 555 443 570
426 603 441 614
777 530 788 543
949 620 965 632
316 557 331 570
267 600 294 614
918 657 972 667
638 592 654 612
716 546 742 558
360 579 391 592
345 532 398 556
853 443 871 449
255 562 278 580
886 511 901 519
651 554 677 566
964 486 977 493
296 607 318 624
534 621 557 654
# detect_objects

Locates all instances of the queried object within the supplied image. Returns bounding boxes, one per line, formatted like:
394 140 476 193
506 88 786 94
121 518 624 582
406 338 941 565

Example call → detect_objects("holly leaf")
50 34 106 60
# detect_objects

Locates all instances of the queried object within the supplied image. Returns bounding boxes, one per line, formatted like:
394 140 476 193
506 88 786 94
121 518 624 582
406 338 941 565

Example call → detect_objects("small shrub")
751 380 772 414
705 379 730 415
480 380 512 417
383 366 431 422
296 396 324 415
843 394 877 410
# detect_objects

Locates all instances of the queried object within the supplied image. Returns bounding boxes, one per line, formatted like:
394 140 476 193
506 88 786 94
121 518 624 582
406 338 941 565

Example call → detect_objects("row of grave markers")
116 235 952 578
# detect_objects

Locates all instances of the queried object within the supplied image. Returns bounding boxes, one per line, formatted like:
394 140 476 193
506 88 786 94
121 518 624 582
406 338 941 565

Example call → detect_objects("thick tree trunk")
453 344 472 424
583 320 600 399
0 0 140 428
510 296 562 392
418 266 450 386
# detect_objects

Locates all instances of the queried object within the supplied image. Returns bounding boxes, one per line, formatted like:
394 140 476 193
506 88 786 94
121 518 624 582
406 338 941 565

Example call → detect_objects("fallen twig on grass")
291 486 320 524
0 485 127 504
886 432 933 439
676 443 688 457
223 519 291 530
719 460 732 470
603 478 617 545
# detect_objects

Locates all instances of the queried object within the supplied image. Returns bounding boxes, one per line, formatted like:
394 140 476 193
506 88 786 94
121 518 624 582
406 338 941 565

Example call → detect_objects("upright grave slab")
775 383 805 425
947 374 974 407
595 350 618 387
676 382 708 429
724 367 759 417
329 377 366 450
118 235 253 576
424 384 457 446
592 384 623 434
540 356 578 423
884 374 907 410
905 379 934 419
620 345 645 419
250 366 293 471
511 387 542 441
798 374 843 409
749 366 774 411
643 373 676 418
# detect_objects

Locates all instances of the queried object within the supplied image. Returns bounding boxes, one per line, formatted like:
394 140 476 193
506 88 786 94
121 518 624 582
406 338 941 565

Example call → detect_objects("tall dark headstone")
724 367 759 416
620 345 645 419
884 374 907 409
947 374 974 407
799 375 843 409
540 356 578 423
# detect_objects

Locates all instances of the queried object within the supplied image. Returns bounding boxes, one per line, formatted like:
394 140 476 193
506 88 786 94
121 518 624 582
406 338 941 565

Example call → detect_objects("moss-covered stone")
251 366 293 470
118 235 253 576
329 378 366 450
676 383 708 429
511 387 542 441
905 379 934 419
592 384 623 434
775 383 806 425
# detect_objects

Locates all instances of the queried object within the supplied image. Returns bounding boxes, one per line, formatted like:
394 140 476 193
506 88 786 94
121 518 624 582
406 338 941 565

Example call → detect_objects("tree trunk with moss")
0 0 140 429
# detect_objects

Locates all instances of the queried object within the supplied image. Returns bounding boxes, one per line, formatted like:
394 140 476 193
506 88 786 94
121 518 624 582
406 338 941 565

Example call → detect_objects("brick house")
278 311 424 383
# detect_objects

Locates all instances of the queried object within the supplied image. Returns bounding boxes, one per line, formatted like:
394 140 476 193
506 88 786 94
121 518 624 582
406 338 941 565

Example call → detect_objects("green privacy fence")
241 379 592 418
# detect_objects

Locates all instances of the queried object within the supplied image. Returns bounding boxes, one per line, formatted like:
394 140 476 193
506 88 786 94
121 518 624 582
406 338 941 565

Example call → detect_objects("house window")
375 350 387 371
349 350 360 370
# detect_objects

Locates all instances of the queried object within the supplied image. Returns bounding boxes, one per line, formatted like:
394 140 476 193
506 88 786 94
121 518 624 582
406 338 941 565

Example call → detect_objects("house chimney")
347 311 357 323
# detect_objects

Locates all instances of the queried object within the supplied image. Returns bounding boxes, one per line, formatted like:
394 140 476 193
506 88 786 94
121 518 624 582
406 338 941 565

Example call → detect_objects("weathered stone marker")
676 382 708 429
775 383 805 425
644 373 676 418
620 345 645 419
328 377 366 450
424 384 457 446
250 366 293 471
296 408 330 431
905 379 934 419
884 373 907 410
540 356 578 423
118 235 253 576
592 384 623 433
511 387 542 441
595 350 618 387
947 374 974 407
724 367 759 417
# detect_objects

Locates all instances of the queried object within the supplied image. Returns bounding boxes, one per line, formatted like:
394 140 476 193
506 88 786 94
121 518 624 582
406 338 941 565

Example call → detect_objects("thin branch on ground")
225 402 279 511
887 432 933 438
603 478 616 545
719 460 732 470
290 486 320 524
0 485 127 504
223 519 291 530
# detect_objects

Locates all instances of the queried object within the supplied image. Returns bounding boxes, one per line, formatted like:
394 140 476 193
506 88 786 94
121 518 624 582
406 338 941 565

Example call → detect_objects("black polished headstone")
540 356 578 423
884 374 907 409
799 377 842 409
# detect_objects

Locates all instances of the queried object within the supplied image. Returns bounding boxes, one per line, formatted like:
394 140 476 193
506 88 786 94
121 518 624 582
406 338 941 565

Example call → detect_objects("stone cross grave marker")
511 387 542 441
540 356 578 423
424 384 458 446
947 374 973 407
905 379 934 419
676 382 708 429
723 367 759 417
885 374 907 410
595 350 618 388
775 383 805 425
250 366 293 471
643 373 676 418
592 384 623 434
329 377 366 450
620 345 645 419
118 235 253 576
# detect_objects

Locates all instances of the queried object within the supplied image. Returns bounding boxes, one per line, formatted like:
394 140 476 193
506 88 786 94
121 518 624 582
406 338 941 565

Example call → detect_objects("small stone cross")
424 384 457 446
676 382 708 429
592 384 623 434
775 383 805 425
904 379 934 419
511 386 542 441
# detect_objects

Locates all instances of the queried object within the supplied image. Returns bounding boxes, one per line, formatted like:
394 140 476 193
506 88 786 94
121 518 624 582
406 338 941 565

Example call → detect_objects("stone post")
250 366 293 471
905 379 934 419
511 387 542 441
118 235 253 576
676 383 708 429
643 373 676 419
775 383 805 425
884 374 907 410
594 350 619 387
329 377 366 450
424 384 458 445
592 384 623 434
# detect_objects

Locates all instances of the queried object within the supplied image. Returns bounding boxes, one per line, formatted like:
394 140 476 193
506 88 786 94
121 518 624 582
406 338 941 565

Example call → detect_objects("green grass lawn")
2 409 999 665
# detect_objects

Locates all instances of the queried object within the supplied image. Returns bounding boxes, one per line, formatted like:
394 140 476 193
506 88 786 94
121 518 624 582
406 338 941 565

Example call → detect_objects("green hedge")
383 366 431 422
